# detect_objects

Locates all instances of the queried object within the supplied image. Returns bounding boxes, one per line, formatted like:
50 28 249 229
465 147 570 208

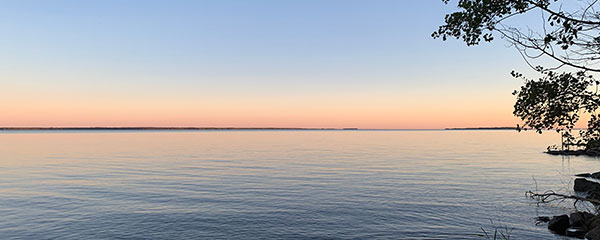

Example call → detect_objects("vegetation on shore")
434 0 600 155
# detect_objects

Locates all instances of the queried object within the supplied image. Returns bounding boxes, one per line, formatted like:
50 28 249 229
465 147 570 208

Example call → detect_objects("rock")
567 227 587 238
586 226 600 240
583 215 600 231
592 171 600 179
549 215 570 234
574 178 600 201
574 178 600 192
571 212 597 230
547 150 587 155
578 173 593 177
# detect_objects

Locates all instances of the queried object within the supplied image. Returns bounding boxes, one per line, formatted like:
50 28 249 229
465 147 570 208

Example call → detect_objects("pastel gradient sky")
1 1 532 129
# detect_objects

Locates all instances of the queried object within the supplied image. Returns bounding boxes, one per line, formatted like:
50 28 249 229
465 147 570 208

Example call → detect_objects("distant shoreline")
0 127 358 131
0 127 520 131
445 127 518 130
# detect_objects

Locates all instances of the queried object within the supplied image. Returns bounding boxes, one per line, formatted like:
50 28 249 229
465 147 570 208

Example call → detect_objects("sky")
0 0 534 129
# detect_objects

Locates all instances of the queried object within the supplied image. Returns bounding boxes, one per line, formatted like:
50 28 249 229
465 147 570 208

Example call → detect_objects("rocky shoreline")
546 150 600 156
540 172 600 239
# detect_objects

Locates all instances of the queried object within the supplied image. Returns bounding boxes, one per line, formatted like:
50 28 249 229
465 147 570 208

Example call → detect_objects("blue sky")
0 1 532 128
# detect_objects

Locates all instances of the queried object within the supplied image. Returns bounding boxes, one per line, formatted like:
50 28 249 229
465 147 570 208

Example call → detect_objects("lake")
0 130 594 239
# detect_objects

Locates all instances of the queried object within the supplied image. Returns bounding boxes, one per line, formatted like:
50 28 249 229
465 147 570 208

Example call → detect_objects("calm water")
0 130 596 239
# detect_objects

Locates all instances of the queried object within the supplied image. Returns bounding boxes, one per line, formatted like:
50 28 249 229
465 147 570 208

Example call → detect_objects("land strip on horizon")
0 127 521 131
0 127 359 131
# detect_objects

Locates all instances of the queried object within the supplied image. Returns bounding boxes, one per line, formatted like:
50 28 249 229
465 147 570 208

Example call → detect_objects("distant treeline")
445 127 518 130
0 127 358 131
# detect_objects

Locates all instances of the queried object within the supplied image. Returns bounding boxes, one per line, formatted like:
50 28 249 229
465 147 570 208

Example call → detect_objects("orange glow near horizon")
0 84 521 129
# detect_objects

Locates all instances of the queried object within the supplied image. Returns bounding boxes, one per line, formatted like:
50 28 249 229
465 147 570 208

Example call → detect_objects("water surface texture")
0 130 596 239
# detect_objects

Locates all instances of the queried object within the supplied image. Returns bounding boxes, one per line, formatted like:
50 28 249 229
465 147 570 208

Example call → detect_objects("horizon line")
0 126 519 131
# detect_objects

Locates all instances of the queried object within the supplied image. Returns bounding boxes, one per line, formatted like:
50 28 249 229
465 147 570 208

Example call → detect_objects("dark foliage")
435 0 600 151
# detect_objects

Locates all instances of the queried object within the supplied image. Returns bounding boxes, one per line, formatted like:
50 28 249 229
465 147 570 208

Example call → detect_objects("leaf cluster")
433 0 538 45
434 0 600 72
512 70 599 133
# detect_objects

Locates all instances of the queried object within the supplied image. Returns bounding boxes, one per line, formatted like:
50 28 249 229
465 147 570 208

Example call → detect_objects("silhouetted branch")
526 190 600 206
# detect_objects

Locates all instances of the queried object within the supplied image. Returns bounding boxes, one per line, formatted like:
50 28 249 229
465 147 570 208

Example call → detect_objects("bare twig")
526 190 600 205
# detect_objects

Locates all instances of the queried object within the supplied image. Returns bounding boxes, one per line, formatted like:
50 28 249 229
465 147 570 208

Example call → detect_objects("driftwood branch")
526 190 600 207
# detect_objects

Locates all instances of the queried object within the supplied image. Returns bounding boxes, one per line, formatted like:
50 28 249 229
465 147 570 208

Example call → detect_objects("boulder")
584 215 600 232
571 212 598 230
578 173 593 177
567 227 587 238
591 171 600 179
549 215 570 234
586 226 600 240
574 178 600 192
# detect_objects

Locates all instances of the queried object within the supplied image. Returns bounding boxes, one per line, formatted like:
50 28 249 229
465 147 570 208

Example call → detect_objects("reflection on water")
0 130 595 239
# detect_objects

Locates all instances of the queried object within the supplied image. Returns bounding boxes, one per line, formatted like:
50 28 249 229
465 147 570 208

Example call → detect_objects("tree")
433 0 600 153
